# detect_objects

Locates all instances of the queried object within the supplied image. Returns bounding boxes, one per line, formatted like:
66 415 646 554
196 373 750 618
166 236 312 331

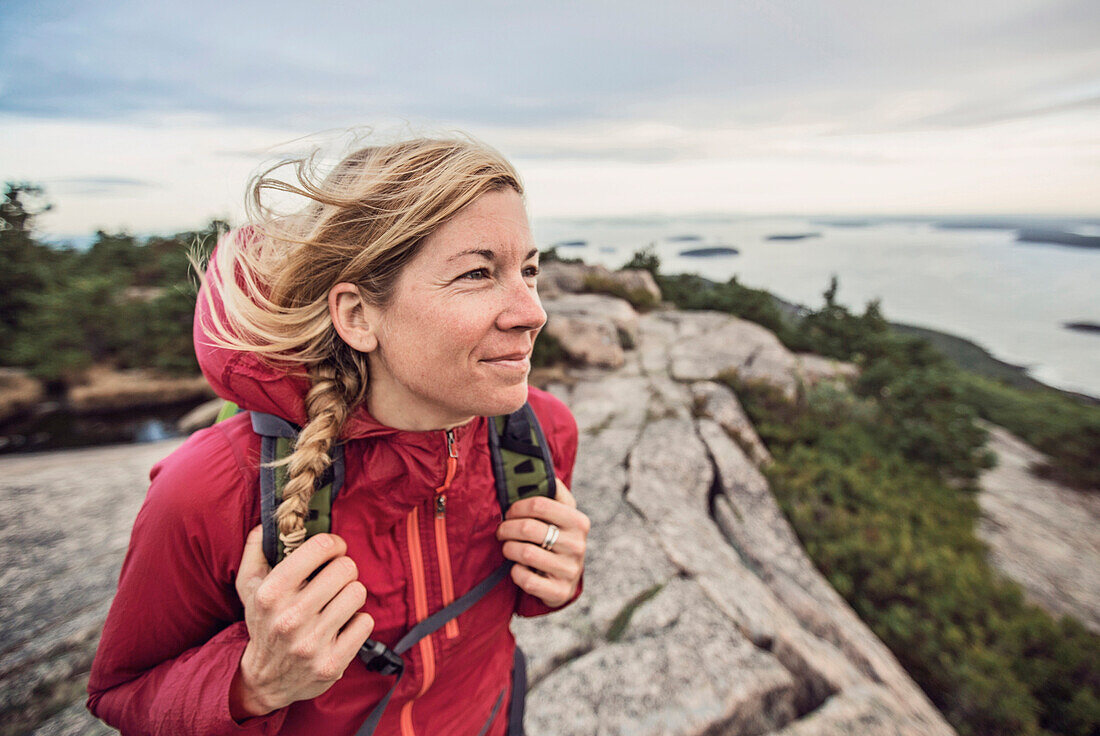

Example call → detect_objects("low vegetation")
1 184 216 386
629 244 1100 735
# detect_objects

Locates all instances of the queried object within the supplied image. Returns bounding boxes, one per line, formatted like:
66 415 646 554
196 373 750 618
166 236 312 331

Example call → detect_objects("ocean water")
531 216 1100 400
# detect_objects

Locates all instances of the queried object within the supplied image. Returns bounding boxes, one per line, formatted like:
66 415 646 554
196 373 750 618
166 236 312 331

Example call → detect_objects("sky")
2 0 1099 237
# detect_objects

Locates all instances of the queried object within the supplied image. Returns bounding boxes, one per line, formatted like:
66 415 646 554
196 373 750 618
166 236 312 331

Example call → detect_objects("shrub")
728 370 1100 736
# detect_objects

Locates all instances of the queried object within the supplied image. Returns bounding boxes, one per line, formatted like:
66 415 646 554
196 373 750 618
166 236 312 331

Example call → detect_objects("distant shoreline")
763 292 1099 406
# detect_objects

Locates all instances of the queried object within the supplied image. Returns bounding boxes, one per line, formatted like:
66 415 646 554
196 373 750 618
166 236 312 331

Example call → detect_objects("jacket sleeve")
86 425 288 735
516 392 584 618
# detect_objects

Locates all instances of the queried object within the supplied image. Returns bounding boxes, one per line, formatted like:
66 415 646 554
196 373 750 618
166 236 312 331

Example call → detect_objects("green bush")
726 366 1100 736
2 184 220 383
622 245 660 278
657 272 796 339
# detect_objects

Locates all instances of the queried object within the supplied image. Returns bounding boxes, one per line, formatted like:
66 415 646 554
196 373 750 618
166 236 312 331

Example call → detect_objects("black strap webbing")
508 646 527 735
477 686 507 736
354 560 517 736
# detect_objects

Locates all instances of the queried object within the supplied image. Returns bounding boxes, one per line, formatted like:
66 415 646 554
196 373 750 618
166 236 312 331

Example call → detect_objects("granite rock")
976 420 1100 633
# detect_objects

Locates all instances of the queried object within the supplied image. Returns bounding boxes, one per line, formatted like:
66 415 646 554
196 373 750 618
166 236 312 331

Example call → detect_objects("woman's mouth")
480 352 531 372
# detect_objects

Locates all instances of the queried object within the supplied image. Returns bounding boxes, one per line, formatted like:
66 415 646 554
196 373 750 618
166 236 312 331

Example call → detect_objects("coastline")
887 321 1099 406
764 291 1100 406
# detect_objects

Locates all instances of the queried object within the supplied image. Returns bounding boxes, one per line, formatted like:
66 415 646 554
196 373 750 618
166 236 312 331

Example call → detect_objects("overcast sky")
2 0 1099 236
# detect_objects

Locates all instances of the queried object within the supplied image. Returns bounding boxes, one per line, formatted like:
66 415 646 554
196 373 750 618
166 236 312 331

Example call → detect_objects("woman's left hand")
497 479 589 609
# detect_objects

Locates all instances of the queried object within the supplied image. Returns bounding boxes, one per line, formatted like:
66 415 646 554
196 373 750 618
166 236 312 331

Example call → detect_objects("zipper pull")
446 428 458 459
435 493 447 517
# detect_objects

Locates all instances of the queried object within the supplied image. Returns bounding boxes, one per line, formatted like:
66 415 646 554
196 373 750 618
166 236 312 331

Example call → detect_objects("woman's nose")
497 278 546 332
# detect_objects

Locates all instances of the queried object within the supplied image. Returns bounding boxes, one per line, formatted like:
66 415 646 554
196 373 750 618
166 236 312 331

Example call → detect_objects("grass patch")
606 583 665 642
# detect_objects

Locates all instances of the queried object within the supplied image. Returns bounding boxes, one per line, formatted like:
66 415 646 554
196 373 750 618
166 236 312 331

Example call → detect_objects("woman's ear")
329 283 380 353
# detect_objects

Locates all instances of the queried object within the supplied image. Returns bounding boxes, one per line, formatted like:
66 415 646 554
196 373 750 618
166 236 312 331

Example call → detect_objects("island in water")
765 232 821 241
1017 229 1100 249
679 246 740 257
1065 321 1100 334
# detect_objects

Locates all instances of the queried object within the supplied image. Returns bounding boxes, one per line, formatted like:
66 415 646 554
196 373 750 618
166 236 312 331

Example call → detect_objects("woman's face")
363 187 546 431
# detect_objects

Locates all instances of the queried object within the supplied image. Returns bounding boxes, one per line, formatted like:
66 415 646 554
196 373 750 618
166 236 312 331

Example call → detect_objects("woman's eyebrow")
447 247 540 262
448 248 495 262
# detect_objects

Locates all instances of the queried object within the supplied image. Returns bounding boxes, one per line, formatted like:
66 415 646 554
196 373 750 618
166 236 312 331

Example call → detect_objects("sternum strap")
354 560 515 736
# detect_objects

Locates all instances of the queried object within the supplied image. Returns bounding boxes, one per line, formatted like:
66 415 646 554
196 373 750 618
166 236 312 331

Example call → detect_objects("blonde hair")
198 135 523 554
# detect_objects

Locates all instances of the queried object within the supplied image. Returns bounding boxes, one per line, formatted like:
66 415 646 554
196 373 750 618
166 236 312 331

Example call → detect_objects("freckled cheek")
406 315 487 384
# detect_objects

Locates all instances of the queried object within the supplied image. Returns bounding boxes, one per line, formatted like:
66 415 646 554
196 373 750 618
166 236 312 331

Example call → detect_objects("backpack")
216 401 557 736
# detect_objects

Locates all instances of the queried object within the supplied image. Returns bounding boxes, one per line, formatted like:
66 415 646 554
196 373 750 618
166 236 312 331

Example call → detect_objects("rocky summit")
512 304 955 736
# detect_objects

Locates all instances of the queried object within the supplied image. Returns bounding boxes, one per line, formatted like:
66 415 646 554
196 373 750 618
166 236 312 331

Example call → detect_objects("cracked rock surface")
514 311 955 735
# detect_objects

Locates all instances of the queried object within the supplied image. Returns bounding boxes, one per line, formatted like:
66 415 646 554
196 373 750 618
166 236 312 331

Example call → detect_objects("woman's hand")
230 526 375 721
496 479 589 609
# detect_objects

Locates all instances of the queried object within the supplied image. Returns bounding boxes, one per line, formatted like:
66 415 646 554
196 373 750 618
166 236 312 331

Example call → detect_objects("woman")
87 136 588 736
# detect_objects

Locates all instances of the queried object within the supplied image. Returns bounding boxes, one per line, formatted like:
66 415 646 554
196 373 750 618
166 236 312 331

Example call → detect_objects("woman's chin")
474 382 530 418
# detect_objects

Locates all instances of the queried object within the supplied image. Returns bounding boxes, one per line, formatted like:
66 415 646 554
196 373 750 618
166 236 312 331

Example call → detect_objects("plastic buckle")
358 639 404 676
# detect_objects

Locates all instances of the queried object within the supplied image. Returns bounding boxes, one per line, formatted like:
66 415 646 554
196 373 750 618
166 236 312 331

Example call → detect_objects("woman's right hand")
230 525 375 720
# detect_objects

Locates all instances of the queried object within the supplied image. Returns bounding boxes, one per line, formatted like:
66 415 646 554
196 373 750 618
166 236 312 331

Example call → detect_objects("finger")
504 495 586 531
235 525 271 600
501 540 578 581
496 519 582 556
510 563 572 608
317 580 368 637
266 533 348 596
296 554 360 615
332 611 376 664
554 479 577 509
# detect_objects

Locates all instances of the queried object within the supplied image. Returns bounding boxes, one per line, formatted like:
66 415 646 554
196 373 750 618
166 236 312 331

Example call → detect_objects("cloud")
4 0 1098 139
46 176 158 196
2 0 1098 229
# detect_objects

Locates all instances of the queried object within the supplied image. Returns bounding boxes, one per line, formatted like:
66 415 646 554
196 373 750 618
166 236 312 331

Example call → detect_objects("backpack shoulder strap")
251 411 344 567
486 401 557 516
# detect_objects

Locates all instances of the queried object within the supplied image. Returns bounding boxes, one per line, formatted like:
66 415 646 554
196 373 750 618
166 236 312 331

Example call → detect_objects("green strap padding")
215 400 241 423
270 435 336 565
491 409 555 508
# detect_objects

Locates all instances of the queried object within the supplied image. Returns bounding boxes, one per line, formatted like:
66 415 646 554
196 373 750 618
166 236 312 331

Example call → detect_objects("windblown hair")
198 135 523 555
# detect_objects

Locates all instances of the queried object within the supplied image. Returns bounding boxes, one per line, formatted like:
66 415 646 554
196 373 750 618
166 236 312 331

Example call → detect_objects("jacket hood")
194 227 474 442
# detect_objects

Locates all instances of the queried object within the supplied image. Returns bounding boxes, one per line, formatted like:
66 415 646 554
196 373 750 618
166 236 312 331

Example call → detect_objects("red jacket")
87 244 581 736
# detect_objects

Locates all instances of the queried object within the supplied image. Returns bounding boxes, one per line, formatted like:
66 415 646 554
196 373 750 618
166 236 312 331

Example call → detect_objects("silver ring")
541 523 560 551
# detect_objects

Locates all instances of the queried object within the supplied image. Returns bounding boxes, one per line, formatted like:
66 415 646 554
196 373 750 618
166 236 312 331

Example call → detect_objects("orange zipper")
402 505 434 736
398 428 461 736
435 429 460 639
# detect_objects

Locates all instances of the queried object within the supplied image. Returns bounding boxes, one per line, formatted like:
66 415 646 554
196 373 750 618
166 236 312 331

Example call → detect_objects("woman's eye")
524 265 540 278
460 268 490 281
